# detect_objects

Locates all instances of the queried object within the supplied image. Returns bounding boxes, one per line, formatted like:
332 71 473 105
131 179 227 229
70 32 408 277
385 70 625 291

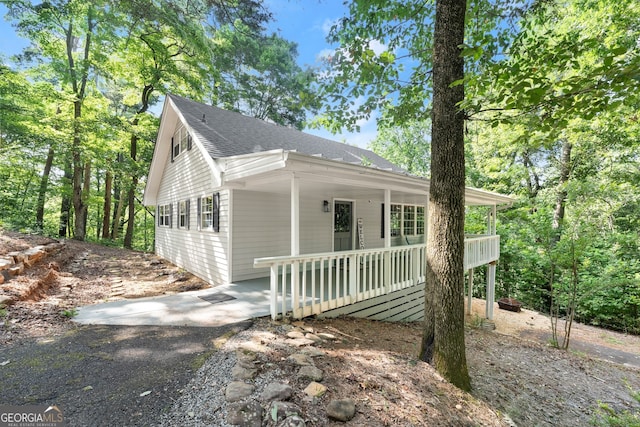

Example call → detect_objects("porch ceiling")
222 150 513 207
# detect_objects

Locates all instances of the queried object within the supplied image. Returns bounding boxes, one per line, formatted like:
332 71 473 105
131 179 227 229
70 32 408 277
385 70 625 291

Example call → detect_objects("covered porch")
222 150 511 322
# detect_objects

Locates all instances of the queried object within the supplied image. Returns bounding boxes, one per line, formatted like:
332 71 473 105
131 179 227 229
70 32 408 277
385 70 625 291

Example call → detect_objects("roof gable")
167 94 405 173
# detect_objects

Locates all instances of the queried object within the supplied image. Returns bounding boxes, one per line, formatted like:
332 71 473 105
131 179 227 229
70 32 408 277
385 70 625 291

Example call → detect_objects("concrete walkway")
74 279 271 327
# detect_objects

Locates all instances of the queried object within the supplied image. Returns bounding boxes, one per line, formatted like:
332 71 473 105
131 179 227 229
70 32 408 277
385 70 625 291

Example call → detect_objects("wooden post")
467 268 474 314
384 190 391 293
486 261 496 320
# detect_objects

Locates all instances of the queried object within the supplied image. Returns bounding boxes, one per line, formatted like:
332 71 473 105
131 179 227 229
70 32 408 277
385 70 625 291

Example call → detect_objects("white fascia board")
143 98 177 206
170 99 223 188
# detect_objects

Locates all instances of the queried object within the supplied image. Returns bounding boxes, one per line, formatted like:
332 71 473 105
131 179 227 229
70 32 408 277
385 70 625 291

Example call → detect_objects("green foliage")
593 383 640 427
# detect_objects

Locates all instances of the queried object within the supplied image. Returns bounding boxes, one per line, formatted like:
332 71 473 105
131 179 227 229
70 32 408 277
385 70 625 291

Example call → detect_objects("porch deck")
254 234 499 321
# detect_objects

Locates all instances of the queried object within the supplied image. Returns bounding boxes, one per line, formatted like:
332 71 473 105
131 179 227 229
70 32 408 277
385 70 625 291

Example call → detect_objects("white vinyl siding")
155 122 228 286
232 190 291 281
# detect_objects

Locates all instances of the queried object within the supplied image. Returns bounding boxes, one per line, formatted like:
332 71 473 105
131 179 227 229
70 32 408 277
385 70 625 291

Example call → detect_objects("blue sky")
0 1 378 148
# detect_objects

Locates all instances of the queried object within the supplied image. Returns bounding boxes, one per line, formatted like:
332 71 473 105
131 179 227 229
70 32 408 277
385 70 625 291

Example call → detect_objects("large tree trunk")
35 145 55 232
419 0 470 391
123 119 140 249
58 162 73 238
102 170 112 239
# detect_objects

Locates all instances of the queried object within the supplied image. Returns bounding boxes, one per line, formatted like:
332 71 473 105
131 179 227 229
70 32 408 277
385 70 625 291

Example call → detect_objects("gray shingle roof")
168 94 405 173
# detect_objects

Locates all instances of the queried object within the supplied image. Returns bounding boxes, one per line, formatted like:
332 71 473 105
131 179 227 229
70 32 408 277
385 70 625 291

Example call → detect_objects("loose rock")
297 365 323 382
260 382 293 401
326 398 356 422
227 400 262 427
225 381 255 402
303 381 327 398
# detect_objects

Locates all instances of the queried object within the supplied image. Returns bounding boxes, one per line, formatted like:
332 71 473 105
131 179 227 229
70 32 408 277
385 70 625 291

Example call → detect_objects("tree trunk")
102 170 112 239
111 189 125 240
552 140 572 238
419 0 470 391
124 119 140 249
35 145 55 232
59 162 73 238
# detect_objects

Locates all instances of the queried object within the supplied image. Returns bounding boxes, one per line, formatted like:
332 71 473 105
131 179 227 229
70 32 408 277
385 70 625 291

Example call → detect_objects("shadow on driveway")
1 321 252 426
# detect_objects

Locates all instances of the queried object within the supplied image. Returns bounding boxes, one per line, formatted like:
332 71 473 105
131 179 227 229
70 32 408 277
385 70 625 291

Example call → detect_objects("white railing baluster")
255 235 500 320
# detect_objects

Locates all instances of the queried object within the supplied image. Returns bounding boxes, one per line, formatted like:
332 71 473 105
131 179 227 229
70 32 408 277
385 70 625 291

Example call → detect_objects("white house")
143 94 513 321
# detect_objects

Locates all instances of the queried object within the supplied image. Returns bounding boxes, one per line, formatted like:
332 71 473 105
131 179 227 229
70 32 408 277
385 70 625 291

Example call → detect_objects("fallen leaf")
139 390 151 397
83 386 93 391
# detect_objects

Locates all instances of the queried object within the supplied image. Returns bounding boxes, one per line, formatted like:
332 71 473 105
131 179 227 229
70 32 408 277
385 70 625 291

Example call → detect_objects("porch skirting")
318 282 425 322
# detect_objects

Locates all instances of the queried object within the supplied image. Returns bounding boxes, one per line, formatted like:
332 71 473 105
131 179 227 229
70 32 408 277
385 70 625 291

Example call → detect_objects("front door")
334 201 353 251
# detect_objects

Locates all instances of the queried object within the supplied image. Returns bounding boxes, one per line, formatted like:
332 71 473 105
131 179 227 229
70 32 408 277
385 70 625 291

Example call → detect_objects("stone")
316 332 337 341
286 338 315 347
303 381 326 398
301 347 325 358
326 398 356 422
260 382 293 401
227 400 262 427
232 365 258 380
297 365 323 382
286 330 305 339
304 333 322 343
0 294 14 307
277 415 306 427
267 401 302 424
0 259 12 271
287 353 312 366
225 381 255 402
8 263 24 276
236 350 258 369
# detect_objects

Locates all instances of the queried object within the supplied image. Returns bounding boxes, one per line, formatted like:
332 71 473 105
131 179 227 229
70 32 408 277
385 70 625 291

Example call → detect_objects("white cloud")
321 18 340 36
368 40 387 55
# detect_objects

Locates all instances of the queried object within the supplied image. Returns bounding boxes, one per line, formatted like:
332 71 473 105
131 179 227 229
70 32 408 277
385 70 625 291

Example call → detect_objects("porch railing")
254 235 500 320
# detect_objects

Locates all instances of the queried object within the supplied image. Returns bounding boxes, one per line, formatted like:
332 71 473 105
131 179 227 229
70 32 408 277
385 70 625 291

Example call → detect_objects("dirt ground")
1 230 639 426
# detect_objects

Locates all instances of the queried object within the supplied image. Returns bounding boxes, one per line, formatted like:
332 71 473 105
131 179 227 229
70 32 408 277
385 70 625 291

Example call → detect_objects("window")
158 204 171 227
171 126 192 161
178 200 190 229
382 203 425 237
198 192 220 232
417 206 425 235
390 204 402 236
403 205 416 236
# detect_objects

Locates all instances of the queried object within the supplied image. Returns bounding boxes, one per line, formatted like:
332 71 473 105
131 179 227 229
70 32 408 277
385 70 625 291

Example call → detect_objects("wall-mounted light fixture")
323 200 330 213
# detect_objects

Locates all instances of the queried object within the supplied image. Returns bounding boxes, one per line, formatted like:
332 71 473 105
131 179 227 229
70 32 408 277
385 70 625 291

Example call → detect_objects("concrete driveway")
74 279 271 327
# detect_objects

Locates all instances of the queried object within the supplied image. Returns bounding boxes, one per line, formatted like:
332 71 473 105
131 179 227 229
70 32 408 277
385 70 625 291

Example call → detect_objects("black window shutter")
197 197 201 230
170 137 175 163
381 203 385 238
169 203 173 228
157 206 161 226
187 133 192 150
186 200 190 229
213 192 220 232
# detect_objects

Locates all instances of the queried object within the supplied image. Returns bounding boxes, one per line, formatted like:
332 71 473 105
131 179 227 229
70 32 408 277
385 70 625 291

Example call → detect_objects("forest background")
1 0 639 336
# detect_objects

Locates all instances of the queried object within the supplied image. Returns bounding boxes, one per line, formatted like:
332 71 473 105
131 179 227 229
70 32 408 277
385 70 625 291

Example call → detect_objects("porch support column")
291 175 300 318
384 189 391 248
486 261 496 320
384 189 391 293
467 268 474 314
291 174 300 256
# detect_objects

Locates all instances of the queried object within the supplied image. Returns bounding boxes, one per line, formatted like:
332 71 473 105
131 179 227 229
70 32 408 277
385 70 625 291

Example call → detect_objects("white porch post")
291 175 300 317
384 189 391 292
467 268 474 314
291 175 300 256
486 261 496 320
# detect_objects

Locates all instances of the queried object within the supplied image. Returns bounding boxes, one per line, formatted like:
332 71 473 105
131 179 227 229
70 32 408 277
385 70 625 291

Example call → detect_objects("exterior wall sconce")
323 200 330 213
